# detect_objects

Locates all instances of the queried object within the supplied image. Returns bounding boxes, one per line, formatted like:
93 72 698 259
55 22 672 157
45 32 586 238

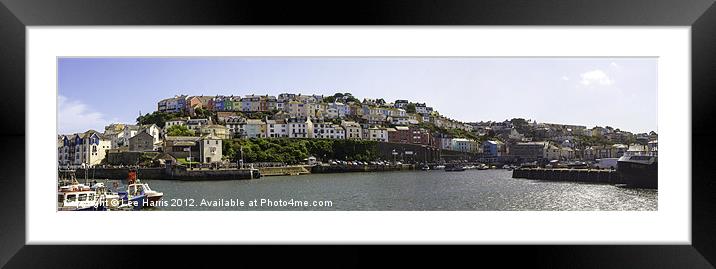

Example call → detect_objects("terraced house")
58 130 112 166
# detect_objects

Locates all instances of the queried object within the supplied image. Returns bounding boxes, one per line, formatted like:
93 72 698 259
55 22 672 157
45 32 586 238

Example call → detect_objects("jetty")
512 168 620 184
259 166 311 176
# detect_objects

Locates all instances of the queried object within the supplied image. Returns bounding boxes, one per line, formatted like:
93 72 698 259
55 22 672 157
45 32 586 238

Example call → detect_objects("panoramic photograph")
56 57 658 211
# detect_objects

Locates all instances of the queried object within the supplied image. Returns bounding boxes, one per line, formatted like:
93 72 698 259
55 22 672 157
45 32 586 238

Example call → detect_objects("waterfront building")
341 121 362 140
128 132 155 152
387 126 409 143
199 135 223 163
437 134 453 150
163 135 223 163
482 140 506 157
510 142 549 162
387 126 433 146
545 144 561 160
451 138 479 153
58 130 112 167
560 147 575 160
388 126 438 147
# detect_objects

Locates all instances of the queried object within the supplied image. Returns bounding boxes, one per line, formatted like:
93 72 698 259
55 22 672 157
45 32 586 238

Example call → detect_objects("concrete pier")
512 168 619 184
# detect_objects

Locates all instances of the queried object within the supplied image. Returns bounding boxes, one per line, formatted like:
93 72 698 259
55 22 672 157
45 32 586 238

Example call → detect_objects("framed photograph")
1 0 715 267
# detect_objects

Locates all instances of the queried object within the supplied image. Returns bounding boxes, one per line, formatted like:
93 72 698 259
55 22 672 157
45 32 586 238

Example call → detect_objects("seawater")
137 169 657 211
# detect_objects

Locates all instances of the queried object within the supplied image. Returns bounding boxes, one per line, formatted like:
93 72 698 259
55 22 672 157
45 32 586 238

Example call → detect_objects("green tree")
137 111 185 128
166 125 195 136
405 103 416 113
323 96 336 103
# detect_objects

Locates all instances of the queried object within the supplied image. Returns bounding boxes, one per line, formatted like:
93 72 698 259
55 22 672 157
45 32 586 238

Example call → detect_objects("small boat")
476 164 488 170
116 191 146 210
420 164 430 171
128 169 163 203
127 181 164 206
444 164 466 172
58 182 107 211
92 182 122 209
434 165 445 170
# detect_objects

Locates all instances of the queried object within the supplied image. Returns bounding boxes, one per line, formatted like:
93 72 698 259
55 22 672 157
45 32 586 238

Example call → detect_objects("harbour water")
138 169 657 211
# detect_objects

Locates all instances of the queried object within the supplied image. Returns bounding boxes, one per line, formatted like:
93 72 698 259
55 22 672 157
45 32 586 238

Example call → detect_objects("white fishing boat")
58 181 106 211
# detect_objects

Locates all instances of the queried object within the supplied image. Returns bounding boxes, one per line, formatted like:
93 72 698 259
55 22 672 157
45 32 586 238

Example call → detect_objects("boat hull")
617 159 658 189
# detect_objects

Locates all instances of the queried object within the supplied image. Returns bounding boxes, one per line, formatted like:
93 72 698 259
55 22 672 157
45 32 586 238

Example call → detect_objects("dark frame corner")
1 0 715 268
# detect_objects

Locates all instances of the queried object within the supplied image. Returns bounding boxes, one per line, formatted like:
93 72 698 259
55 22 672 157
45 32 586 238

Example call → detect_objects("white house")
265 119 288 138
286 117 314 138
363 127 388 142
341 121 362 140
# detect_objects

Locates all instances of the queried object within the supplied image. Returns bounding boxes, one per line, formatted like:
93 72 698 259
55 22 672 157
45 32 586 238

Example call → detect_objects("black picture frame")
1 0 715 268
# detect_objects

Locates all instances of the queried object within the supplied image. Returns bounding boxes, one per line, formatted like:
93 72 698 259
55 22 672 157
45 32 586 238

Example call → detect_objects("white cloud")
610 62 621 70
561 76 570 81
579 69 614 86
58 95 113 134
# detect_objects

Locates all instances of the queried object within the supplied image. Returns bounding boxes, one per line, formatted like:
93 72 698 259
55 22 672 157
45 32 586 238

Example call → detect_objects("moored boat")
444 164 466 172
617 141 658 189
58 182 107 211
125 169 163 208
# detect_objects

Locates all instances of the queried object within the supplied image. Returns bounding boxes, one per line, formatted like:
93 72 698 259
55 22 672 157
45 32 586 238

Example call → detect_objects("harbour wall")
311 164 414 173
259 166 311 176
512 168 620 184
74 167 258 181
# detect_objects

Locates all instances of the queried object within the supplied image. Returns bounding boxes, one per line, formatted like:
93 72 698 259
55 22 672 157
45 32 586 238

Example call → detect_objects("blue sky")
58 57 657 134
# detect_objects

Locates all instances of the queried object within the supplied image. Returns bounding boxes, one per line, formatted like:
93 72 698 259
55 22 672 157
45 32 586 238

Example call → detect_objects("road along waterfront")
137 169 656 211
